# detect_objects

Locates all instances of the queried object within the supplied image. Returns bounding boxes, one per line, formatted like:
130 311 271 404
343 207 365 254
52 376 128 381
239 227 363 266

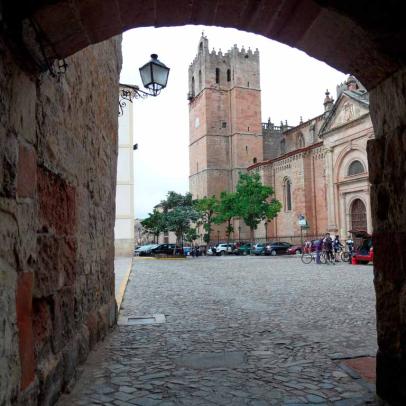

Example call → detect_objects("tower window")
199 70 202 89
227 69 231 82
253 157 257 164
216 68 220 84
222 121 227 128
247 81 250 87
191 76 195 96
200 42 203 52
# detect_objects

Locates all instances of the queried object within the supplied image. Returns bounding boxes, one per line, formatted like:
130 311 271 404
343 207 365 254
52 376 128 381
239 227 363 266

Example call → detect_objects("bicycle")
301 251 317 264
340 249 351 262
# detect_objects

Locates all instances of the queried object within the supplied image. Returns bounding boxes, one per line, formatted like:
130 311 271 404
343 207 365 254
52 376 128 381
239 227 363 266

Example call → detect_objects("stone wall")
368 67 406 405
0 36 122 405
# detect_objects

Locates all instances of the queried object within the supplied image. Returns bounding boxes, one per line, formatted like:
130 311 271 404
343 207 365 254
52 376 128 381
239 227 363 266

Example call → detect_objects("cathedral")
188 35 373 243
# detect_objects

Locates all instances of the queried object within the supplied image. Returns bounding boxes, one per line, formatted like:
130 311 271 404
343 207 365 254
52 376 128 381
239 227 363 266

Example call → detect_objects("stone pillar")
367 67 406 406
325 147 337 232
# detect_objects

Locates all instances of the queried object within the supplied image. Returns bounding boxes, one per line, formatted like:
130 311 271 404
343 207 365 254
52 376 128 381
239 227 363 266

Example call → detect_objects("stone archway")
1 1 406 405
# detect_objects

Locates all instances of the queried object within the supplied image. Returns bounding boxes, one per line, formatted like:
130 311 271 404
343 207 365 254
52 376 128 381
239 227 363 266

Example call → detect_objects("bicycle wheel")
319 252 327 264
341 251 350 262
301 253 313 264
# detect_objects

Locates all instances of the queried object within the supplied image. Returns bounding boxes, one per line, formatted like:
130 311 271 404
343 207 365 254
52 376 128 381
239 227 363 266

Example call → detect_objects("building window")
253 157 257 164
348 160 365 176
198 70 202 89
297 134 305 149
227 69 231 82
199 42 203 52
222 121 227 128
191 76 195 96
215 68 220 84
284 178 292 211
280 139 286 155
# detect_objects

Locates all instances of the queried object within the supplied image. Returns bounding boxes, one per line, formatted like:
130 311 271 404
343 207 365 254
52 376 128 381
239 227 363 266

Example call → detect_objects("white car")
215 243 235 256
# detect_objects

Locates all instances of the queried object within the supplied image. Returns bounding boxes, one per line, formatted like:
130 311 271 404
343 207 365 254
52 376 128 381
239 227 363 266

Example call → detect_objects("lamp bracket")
119 83 160 116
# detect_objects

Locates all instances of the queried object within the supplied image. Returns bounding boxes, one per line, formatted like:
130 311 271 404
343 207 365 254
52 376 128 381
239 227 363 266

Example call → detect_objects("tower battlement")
188 35 260 98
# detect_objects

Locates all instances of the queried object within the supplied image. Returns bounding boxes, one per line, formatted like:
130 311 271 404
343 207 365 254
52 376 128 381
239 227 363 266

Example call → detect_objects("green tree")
234 172 282 241
160 191 193 212
159 192 199 252
141 209 165 243
164 206 199 247
184 227 199 245
194 195 219 244
213 191 238 246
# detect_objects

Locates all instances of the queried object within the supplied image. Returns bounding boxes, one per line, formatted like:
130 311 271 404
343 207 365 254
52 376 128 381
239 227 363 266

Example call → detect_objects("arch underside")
3 0 404 88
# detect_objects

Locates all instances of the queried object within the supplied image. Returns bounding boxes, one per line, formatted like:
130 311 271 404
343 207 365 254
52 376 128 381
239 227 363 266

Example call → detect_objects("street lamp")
119 54 170 115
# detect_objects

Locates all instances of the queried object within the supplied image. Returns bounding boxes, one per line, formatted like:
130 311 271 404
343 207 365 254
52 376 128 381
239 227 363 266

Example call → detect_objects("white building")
115 102 135 255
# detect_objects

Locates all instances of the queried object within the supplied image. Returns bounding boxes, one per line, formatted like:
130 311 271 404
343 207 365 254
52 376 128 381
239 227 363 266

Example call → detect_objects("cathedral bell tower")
188 34 263 204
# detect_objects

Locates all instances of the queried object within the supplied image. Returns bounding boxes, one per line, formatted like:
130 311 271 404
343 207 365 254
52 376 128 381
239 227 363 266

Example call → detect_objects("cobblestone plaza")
59 256 376 405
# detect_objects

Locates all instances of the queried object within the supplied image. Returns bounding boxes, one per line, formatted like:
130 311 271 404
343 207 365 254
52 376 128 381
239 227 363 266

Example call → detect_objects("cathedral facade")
188 37 374 242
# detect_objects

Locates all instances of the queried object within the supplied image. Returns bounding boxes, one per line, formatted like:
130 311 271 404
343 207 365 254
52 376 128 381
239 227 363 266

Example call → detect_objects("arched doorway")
351 198 367 231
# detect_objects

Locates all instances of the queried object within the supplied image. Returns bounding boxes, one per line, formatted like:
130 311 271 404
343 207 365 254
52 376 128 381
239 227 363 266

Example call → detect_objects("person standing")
315 237 323 264
323 233 334 264
333 235 343 262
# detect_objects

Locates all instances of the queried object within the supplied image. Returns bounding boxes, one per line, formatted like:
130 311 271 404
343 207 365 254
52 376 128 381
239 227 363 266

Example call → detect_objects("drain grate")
118 314 166 326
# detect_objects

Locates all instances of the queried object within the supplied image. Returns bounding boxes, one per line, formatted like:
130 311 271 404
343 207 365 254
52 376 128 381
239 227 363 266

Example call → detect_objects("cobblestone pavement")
59 256 377 405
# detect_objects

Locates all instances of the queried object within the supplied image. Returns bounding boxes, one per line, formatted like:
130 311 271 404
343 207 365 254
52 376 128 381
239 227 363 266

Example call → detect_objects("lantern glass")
139 54 170 96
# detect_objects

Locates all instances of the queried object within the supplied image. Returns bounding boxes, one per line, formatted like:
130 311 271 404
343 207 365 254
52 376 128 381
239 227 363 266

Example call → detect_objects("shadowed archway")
1 1 406 405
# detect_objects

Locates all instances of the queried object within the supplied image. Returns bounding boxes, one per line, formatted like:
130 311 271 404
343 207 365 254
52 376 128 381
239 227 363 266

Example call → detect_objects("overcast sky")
120 26 347 219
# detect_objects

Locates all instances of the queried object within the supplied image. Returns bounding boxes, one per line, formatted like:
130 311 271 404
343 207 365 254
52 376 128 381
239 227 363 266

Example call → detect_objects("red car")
286 244 303 255
287 240 317 255
350 230 373 264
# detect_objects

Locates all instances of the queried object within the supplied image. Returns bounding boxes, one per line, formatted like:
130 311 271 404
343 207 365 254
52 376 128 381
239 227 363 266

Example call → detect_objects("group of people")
305 233 354 264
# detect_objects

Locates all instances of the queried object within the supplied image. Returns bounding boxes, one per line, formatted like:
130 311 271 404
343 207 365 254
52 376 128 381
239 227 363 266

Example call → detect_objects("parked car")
236 243 254 255
136 244 158 256
254 243 268 255
265 241 292 256
286 244 303 255
150 244 183 256
215 243 235 255
350 230 373 264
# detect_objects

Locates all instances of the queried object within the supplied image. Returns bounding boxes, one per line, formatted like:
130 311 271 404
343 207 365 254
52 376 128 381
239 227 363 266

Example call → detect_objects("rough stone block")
37 166 76 236
86 311 98 350
11 72 36 144
0 202 18 270
51 287 75 354
15 271 35 390
17 144 37 199
0 133 17 198
62 338 79 390
37 353 63 406
34 235 77 298
32 298 53 362
77 324 90 364
0 259 19 405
